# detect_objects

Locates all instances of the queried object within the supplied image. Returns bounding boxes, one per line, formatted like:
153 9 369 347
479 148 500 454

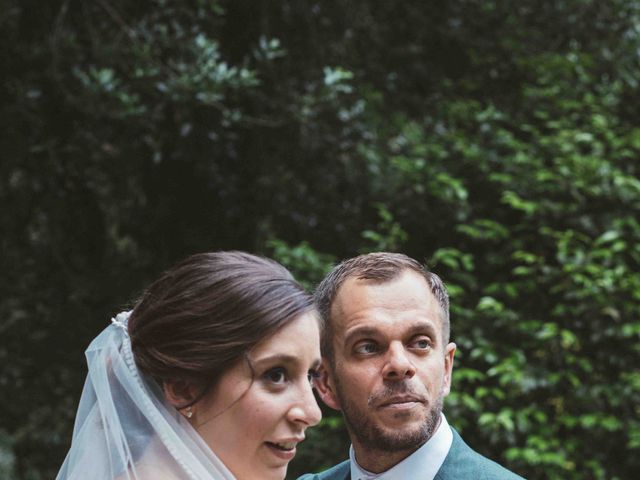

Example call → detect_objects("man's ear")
163 379 199 409
314 360 342 411
442 342 456 397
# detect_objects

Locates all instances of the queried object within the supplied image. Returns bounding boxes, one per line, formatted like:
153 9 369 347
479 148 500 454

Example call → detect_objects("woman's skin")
188 312 322 480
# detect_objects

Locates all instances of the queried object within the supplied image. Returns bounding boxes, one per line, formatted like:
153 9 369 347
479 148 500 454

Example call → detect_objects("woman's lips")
264 441 298 461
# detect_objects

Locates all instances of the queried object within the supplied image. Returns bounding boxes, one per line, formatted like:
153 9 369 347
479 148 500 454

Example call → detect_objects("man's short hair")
314 252 450 366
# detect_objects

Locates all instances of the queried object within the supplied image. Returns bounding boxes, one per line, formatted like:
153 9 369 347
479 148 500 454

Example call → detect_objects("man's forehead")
330 271 440 328
334 270 432 298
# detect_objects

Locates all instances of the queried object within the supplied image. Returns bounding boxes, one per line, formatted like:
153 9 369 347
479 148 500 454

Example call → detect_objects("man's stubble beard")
333 373 444 453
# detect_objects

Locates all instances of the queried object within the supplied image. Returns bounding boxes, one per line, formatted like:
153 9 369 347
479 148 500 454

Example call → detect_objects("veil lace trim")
56 312 235 480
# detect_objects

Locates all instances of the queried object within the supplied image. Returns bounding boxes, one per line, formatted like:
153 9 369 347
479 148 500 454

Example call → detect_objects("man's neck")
352 443 421 474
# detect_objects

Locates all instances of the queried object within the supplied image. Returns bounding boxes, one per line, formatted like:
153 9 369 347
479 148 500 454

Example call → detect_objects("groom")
300 252 523 479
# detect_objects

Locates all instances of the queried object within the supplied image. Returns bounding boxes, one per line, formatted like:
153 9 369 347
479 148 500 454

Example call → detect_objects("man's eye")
411 338 432 350
354 342 378 355
263 367 287 384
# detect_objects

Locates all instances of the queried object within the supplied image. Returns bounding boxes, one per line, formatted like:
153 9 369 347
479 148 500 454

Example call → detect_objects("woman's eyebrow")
252 354 322 372
251 353 298 366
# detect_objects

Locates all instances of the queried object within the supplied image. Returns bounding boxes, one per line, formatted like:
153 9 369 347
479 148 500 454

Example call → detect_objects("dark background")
2 1 640 478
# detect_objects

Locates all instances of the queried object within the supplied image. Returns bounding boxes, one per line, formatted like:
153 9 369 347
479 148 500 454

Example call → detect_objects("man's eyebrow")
405 321 438 337
343 327 380 346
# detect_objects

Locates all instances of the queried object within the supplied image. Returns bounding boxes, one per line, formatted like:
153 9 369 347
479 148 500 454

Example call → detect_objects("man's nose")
381 342 416 380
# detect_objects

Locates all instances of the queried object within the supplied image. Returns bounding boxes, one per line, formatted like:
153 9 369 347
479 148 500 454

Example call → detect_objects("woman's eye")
307 369 320 384
263 367 287 384
354 342 378 355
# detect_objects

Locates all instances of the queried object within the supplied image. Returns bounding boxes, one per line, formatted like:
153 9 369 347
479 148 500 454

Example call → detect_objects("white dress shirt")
349 413 453 480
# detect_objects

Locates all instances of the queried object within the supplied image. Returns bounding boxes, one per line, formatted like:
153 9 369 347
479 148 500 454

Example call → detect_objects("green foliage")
0 431 16 480
360 204 408 253
2 1 640 479
266 239 335 291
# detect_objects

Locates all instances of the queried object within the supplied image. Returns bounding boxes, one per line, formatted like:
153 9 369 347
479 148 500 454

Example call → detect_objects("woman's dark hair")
128 251 314 404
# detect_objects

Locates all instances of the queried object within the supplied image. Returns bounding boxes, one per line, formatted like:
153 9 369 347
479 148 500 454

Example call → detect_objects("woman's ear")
163 379 199 410
314 361 342 411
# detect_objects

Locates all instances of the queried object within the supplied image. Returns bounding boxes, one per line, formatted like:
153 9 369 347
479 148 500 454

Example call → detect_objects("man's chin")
352 406 442 452
375 404 428 426
357 423 430 452
339 388 444 453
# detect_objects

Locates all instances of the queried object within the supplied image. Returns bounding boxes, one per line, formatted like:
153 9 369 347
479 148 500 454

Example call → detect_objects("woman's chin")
230 462 289 480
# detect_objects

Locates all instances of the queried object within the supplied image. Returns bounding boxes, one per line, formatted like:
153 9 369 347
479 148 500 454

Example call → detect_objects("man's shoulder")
436 428 525 480
297 459 350 480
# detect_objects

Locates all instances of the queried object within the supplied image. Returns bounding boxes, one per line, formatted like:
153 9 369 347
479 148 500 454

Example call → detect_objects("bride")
57 251 322 480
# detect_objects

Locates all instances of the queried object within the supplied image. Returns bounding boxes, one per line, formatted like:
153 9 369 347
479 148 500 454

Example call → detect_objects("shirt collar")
349 413 453 480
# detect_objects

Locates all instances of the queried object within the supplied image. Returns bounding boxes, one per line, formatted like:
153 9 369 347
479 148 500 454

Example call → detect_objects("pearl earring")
184 406 193 419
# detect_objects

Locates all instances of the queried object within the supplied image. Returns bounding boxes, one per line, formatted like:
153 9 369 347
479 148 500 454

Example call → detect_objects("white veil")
57 311 235 480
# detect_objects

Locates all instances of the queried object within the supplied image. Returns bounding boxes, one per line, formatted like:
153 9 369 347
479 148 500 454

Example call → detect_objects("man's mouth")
377 395 425 408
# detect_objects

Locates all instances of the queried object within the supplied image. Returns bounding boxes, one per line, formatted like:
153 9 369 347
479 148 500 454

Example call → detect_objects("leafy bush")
2 1 639 479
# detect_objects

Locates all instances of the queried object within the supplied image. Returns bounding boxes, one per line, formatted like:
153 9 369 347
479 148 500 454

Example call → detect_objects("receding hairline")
330 270 448 329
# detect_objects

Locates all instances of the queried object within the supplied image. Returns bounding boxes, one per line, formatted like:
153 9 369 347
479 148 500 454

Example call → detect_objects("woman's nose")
288 381 322 427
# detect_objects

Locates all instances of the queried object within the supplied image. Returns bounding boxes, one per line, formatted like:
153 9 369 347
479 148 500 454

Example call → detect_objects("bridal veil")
56 311 235 480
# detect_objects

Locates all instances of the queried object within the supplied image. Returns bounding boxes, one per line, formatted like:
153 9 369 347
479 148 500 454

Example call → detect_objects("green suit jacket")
297 428 524 480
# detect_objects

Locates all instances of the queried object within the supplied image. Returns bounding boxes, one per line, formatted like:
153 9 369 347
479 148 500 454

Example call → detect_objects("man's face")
318 270 456 454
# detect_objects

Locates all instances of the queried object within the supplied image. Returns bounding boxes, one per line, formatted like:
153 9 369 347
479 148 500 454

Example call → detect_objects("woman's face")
194 312 322 480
